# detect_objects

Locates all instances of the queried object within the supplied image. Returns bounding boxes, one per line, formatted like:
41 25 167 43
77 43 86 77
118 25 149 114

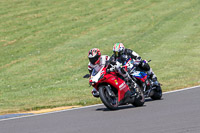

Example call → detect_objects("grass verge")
0 0 200 114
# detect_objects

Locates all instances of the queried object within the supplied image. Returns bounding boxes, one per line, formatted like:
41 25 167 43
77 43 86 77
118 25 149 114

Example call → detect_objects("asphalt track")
0 86 200 133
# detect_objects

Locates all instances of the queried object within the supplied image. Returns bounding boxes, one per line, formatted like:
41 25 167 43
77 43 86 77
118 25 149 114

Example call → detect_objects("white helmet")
113 43 125 57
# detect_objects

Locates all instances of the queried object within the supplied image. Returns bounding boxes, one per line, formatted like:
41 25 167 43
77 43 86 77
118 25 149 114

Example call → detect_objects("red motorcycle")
86 65 145 110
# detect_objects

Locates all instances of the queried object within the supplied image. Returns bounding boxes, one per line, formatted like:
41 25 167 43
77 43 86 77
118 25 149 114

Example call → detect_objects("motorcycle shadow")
145 97 164 102
96 98 163 111
96 104 146 112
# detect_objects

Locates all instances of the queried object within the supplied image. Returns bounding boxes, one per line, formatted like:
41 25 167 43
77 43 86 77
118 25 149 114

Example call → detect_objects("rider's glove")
107 64 117 72
134 60 141 66
140 60 144 65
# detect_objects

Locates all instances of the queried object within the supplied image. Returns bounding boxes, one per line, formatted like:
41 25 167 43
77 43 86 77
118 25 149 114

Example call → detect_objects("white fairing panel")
90 66 104 83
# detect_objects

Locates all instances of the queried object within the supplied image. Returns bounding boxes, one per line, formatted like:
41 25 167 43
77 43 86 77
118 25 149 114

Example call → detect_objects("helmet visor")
89 56 99 65
114 51 119 57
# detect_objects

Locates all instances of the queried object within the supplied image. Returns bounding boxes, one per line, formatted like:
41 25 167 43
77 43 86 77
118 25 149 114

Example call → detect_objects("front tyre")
151 86 162 100
132 86 145 107
99 85 118 110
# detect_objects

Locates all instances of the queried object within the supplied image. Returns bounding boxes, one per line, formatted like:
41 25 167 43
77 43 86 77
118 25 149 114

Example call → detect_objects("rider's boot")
92 88 99 98
147 69 160 87
152 77 160 86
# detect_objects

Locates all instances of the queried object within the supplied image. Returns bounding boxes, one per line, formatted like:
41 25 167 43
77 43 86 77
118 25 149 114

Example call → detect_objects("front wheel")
151 86 162 100
99 85 118 110
132 85 145 107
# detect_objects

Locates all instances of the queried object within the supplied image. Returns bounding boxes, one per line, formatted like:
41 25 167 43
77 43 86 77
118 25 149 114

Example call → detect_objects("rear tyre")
132 86 145 107
151 86 162 100
99 85 118 110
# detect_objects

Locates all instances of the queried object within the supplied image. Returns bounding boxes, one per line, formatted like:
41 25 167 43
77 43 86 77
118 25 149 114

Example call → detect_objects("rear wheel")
99 85 118 110
151 86 162 100
132 85 145 107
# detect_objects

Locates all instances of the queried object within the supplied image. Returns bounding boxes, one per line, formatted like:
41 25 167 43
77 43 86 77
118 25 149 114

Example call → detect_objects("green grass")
0 0 200 114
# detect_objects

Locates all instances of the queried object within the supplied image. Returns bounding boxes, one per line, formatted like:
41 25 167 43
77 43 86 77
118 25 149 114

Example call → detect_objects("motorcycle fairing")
103 73 131 103
132 71 147 82
90 66 132 104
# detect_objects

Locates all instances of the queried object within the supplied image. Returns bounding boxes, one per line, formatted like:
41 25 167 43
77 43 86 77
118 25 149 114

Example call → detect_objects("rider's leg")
118 67 137 96
118 67 132 83
147 68 159 86
92 88 99 98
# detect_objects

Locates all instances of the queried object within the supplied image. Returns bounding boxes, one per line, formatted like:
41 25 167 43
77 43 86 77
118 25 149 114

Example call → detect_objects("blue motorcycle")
127 59 162 100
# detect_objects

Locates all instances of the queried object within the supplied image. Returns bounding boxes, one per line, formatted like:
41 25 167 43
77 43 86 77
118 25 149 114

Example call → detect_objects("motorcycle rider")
110 43 159 88
87 48 110 98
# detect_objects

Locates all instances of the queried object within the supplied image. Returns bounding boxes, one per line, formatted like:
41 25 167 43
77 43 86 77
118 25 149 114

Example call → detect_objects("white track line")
0 85 200 122
163 85 200 94
0 104 103 122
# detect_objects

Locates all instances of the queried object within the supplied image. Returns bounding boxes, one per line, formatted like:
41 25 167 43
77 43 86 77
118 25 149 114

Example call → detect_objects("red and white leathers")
88 55 110 97
88 55 110 74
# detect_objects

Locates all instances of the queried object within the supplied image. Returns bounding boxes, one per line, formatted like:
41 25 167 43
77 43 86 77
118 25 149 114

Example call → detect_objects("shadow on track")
96 104 146 111
96 98 163 111
145 98 164 102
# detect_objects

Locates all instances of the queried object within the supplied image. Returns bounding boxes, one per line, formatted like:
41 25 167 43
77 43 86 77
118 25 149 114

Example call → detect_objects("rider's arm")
88 63 93 75
109 55 117 65
101 55 110 65
105 55 118 72
126 49 141 61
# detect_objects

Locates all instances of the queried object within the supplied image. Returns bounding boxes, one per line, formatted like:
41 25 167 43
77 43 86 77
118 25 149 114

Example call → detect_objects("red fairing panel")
104 73 130 102
136 75 147 82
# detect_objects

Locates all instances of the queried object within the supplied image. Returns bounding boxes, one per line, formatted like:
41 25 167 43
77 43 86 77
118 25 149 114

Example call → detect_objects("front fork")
143 79 154 97
106 85 116 97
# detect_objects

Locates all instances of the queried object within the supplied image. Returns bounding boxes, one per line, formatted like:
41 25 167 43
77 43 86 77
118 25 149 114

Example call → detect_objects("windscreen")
91 66 104 76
